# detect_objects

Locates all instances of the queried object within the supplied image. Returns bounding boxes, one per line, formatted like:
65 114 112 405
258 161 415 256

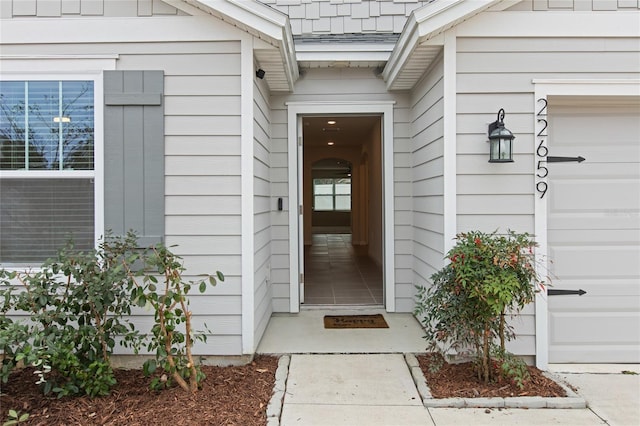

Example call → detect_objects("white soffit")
384 0 504 91
174 0 299 92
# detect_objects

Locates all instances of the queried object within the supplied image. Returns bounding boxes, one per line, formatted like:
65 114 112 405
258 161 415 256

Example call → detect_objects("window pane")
335 195 351 211
0 81 27 170
61 81 94 170
0 81 94 170
335 179 351 195
28 81 60 169
314 195 333 211
313 179 333 196
0 178 94 264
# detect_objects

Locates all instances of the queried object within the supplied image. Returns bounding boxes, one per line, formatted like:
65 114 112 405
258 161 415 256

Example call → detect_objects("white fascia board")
190 0 299 87
279 15 299 89
456 11 640 37
190 0 287 42
382 14 420 87
412 0 499 39
383 0 500 89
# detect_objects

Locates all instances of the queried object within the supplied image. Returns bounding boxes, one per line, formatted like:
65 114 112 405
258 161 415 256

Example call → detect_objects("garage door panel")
547 99 640 363
550 346 640 363
550 295 640 313
550 105 640 147
549 215 640 231
549 246 640 278
550 312 640 345
548 229 640 244
549 179 639 212
549 163 639 179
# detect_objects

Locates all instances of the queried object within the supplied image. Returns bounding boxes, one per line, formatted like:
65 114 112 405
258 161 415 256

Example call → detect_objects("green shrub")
415 230 544 387
0 232 224 396
0 233 141 397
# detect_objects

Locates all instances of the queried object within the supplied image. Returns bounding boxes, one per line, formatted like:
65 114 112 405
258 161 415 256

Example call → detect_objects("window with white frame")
313 178 351 211
0 79 96 264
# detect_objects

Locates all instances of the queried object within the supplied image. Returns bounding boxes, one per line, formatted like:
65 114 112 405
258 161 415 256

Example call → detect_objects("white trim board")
286 101 396 313
532 79 640 370
240 34 255 355
443 30 457 256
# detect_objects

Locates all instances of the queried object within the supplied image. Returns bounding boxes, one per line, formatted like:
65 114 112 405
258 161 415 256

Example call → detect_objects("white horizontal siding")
410 55 445 298
0 35 244 355
455 35 640 234
166 135 240 156
253 73 273 349
126 46 243 349
118 45 242 354
453 32 640 360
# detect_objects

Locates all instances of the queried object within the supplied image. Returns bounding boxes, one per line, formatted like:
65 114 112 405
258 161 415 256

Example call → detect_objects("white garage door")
547 99 640 363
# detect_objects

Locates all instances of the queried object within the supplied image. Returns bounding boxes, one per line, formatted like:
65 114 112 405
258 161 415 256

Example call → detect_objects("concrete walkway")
277 354 640 426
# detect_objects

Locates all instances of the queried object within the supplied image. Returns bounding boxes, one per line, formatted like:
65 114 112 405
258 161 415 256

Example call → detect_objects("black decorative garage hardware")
548 289 587 296
547 156 586 163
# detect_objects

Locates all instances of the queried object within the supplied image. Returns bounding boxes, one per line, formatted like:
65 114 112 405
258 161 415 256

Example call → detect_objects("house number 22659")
535 98 548 199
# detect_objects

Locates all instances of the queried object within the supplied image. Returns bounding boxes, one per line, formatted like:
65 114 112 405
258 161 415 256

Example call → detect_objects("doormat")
323 314 389 329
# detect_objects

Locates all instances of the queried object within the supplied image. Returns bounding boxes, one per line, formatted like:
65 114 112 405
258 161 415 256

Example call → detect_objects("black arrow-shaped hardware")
547 156 586 163
548 289 587 296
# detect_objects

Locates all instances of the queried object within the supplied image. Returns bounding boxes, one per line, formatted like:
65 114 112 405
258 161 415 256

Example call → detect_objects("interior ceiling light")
327 120 336 125
327 141 335 146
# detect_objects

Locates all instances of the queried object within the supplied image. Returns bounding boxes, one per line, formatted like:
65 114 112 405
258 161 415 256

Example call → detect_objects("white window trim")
532 78 640 370
0 70 105 268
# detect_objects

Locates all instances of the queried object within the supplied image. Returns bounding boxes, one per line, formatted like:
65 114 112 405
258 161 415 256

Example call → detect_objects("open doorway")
302 115 383 305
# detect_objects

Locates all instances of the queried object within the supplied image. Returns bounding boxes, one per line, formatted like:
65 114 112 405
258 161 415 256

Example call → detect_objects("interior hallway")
303 233 383 305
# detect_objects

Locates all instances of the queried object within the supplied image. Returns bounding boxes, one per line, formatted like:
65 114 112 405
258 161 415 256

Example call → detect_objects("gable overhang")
172 0 299 92
383 0 517 91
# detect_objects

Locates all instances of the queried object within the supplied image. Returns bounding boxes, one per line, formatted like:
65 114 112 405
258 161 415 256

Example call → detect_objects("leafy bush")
0 233 224 396
126 245 224 392
415 230 544 387
0 233 141 397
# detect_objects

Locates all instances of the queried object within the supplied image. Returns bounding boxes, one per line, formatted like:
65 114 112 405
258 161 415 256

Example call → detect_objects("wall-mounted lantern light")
487 108 515 163
256 68 266 79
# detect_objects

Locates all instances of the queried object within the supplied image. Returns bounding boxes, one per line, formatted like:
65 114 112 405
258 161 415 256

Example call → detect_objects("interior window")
313 178 351 211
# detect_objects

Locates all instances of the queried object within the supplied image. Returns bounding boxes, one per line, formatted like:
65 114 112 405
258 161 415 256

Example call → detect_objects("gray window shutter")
104 70 164 246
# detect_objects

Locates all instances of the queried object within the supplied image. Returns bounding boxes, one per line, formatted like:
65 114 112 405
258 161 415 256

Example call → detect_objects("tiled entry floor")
304 234 383 305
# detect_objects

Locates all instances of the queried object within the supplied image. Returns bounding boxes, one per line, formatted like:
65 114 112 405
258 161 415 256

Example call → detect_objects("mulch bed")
417 353 566 398
0 355 278 426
